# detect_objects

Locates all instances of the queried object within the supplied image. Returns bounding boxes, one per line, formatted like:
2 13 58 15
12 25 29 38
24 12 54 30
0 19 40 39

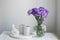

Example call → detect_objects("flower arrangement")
27 7 48 37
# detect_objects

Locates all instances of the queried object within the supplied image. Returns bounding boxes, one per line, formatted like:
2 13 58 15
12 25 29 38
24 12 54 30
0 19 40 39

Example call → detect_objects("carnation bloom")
28 7 48 18
39 7 48 17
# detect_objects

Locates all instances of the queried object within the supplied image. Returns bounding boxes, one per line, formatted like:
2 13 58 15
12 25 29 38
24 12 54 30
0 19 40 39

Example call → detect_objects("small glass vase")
36 24 45 37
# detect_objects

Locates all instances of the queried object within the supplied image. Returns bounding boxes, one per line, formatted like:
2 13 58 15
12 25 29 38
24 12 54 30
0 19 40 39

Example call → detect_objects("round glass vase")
36 24 45 37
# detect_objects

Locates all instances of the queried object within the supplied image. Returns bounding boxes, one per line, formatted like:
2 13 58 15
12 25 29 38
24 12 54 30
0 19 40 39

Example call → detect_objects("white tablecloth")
0 31 58 40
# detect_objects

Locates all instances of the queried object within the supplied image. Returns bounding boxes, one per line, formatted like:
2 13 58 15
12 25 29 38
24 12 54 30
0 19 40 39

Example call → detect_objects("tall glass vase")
35 16 45 37
36 25 45 37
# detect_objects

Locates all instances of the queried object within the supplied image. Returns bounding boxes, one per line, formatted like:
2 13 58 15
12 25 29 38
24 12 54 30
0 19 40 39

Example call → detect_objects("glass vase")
36 24 45 37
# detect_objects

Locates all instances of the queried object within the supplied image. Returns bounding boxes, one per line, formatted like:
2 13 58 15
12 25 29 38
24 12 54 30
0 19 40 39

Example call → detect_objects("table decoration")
27 7 48 37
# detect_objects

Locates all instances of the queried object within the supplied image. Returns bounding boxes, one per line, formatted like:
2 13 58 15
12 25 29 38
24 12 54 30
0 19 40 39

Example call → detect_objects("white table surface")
0 31 59 40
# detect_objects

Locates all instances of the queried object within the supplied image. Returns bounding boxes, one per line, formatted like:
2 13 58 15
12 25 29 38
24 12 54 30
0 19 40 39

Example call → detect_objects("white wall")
0 0 4 33
0 0 56 33
57 0 60 37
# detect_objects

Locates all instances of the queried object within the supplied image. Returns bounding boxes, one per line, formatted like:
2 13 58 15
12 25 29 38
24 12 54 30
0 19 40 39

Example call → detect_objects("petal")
28 9 32 15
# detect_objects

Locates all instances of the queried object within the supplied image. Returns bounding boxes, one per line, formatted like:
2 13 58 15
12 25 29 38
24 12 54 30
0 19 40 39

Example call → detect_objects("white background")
57 0 60 38
0 0 58 36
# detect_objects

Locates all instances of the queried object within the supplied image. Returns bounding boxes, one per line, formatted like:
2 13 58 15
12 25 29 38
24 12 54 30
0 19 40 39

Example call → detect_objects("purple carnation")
39 7 48 17
27 7 48 18
28 9 32 15
32 8 40 16
28 8 41 16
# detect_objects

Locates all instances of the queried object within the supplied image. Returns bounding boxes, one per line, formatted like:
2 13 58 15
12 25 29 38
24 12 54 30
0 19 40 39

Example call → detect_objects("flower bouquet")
27 7 48 37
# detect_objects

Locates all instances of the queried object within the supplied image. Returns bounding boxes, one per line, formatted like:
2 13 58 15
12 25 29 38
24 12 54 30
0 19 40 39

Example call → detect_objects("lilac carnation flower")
39 7 48 17
28 7 48 18
28 8 41 16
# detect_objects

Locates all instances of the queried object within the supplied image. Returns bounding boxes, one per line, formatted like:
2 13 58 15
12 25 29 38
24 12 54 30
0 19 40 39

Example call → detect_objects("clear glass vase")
36 25 45 37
